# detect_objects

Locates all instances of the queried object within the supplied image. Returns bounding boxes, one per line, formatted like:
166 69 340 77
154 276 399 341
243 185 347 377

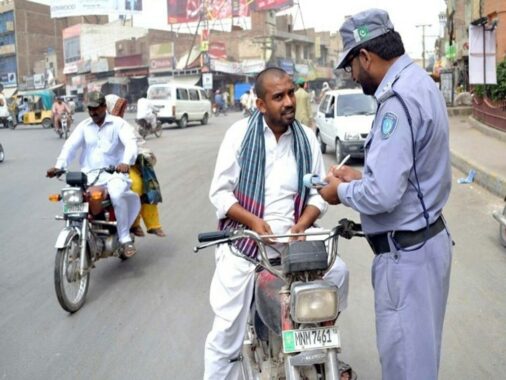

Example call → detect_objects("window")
336 94 377 117
63 36 81 64
319 95 331 113
177 88 188 100
147 86 171 100
199 90 209 100
188 89 199 100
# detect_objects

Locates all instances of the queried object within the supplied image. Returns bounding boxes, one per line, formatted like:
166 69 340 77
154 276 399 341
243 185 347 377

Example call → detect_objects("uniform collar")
374 54 413 102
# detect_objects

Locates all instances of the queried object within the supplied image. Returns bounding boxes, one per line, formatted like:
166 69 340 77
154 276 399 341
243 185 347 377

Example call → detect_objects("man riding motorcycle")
136 93 157 131
46 91 140 257
51 96 71 132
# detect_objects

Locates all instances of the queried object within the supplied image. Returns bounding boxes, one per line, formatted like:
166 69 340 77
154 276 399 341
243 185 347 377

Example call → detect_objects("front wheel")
64 127 69 140
154 122 162 137
178 115 188 128
54 236 90 313
335 139 344 163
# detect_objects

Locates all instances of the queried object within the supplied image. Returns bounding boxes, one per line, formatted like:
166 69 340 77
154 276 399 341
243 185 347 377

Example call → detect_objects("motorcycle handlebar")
198 230 232 243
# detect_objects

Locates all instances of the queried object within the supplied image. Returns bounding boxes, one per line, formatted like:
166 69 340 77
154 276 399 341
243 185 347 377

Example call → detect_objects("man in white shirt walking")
46 91 140 257
203 67 349 379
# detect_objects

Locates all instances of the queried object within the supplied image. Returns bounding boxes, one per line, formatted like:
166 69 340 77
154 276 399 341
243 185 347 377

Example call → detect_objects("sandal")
147 228 166 237
130 225 145 237
121 242 137 258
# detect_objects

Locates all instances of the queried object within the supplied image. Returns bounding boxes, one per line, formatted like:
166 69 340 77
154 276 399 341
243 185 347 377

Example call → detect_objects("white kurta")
204 117 349 380
55 113 140 243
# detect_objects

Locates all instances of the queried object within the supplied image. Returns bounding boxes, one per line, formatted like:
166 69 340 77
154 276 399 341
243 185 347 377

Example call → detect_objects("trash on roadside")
457 169 476 184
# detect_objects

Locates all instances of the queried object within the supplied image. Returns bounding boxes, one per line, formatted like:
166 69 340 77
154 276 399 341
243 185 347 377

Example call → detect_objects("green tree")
473 59 506 101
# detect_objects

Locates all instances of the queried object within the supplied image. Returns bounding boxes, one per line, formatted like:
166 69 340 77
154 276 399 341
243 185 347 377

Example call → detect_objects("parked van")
314 88 377 163
147 83 212 128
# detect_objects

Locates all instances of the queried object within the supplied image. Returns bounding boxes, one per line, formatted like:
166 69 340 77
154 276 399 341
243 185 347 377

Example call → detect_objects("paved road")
0 113 505 379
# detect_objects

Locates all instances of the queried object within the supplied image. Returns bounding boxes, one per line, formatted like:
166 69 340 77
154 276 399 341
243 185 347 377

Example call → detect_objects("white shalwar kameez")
204 117 349 380
54 113 140 244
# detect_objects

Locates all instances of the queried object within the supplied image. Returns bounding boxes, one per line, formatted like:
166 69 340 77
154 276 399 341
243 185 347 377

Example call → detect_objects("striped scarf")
219 109 312 258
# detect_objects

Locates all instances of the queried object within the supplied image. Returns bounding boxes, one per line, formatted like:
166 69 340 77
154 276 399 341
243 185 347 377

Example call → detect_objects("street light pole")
416 24 432 70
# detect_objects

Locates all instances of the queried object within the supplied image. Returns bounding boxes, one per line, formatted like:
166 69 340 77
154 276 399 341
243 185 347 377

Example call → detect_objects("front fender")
55 226 80 249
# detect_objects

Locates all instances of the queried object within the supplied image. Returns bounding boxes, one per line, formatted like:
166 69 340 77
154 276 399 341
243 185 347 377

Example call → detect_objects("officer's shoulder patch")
381 112 398 139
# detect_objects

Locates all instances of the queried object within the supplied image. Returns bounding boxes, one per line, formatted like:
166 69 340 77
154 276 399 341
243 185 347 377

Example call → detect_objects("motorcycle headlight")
344 131 360 141
290 281 339 324
62 188 83 204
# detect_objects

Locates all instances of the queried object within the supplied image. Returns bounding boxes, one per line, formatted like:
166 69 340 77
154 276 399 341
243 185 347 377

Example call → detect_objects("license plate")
63 203 89 214
282 327 340 353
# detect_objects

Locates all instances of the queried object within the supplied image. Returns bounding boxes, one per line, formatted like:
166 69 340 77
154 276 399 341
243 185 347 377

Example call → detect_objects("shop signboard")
202 73 213 90
50 0 143 18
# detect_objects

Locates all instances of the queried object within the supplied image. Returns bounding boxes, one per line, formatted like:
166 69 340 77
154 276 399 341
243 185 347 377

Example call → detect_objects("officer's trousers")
203 241 350 380
372 229 452 380
104 175 140 244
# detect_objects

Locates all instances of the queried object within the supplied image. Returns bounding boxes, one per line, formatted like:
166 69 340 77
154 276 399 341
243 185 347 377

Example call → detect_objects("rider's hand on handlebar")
251 218 275 244
115 163 130 173
46 167 59 178
289 224 307 241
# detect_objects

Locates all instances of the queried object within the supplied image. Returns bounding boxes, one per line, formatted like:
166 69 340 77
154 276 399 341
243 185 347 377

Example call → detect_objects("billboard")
50 0 143 18
167 0 291 24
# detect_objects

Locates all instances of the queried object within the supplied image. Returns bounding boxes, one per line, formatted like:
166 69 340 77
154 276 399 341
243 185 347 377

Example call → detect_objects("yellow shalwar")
129 165 162 230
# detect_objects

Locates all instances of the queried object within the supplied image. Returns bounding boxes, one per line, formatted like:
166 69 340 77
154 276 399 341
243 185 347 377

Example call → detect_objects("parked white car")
314 88 377 162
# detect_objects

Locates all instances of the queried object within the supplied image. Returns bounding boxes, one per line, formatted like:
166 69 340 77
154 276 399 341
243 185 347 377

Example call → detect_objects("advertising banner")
208 42 227 59
167 0 288 24
252 0 293 11
50 0 143 18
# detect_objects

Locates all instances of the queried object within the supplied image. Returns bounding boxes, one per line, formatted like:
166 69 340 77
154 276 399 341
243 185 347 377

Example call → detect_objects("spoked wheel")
54 236 90 312
154 122 162 137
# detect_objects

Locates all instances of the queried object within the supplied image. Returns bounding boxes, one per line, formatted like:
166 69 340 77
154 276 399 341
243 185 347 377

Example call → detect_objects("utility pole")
416 24 432 70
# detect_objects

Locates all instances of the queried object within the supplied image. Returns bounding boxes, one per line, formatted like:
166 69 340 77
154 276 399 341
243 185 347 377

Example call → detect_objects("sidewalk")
448 114 506 198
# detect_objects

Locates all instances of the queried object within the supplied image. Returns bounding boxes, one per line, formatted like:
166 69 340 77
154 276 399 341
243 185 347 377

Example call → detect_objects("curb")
468 116 506 143
450 149 506 198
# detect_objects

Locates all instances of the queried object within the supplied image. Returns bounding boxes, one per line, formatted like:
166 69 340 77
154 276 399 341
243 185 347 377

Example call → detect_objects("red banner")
252 0 293 11
208 42 227 59
167 0 290 24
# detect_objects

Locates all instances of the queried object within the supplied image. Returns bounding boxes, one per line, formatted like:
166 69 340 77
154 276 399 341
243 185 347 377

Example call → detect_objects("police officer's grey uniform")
336 9 453 380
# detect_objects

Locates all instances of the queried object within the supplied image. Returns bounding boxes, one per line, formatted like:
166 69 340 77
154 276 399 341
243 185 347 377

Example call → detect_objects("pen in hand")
334 154 351 171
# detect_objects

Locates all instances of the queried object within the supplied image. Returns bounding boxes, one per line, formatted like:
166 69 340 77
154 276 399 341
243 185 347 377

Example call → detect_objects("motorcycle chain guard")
281 240 327 274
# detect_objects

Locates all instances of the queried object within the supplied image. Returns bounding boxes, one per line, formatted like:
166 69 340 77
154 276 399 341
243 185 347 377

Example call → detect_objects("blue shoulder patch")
381 112 398 139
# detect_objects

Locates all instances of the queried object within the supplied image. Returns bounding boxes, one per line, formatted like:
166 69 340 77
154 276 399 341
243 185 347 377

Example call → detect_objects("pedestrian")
46 91 140 257
318 9 453 380
239 90 250 115
203 67 350 379
294 78 312 126
106 94 166 238
320 81 330 102
214 89 225 115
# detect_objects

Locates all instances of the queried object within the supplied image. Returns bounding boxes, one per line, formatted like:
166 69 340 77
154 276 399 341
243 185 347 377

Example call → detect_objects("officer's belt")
366 216 445 255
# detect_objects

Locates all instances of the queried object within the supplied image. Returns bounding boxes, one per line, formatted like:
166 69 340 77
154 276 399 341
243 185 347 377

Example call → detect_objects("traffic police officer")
318 9 453 380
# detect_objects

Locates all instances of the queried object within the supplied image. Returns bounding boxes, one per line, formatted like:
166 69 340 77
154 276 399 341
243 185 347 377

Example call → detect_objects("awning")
4 87 17 98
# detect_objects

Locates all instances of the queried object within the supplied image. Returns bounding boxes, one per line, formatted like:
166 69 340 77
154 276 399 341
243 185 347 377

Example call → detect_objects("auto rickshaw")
15 89 55 129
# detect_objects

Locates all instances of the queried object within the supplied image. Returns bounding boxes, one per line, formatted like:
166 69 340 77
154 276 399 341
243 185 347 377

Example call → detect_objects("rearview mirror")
325 111 334 118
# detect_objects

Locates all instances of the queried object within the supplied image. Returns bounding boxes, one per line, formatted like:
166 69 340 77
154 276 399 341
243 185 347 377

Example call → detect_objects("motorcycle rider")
46 91 140 258
204 67 350 379
51 96 71 132
136 93 157 131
